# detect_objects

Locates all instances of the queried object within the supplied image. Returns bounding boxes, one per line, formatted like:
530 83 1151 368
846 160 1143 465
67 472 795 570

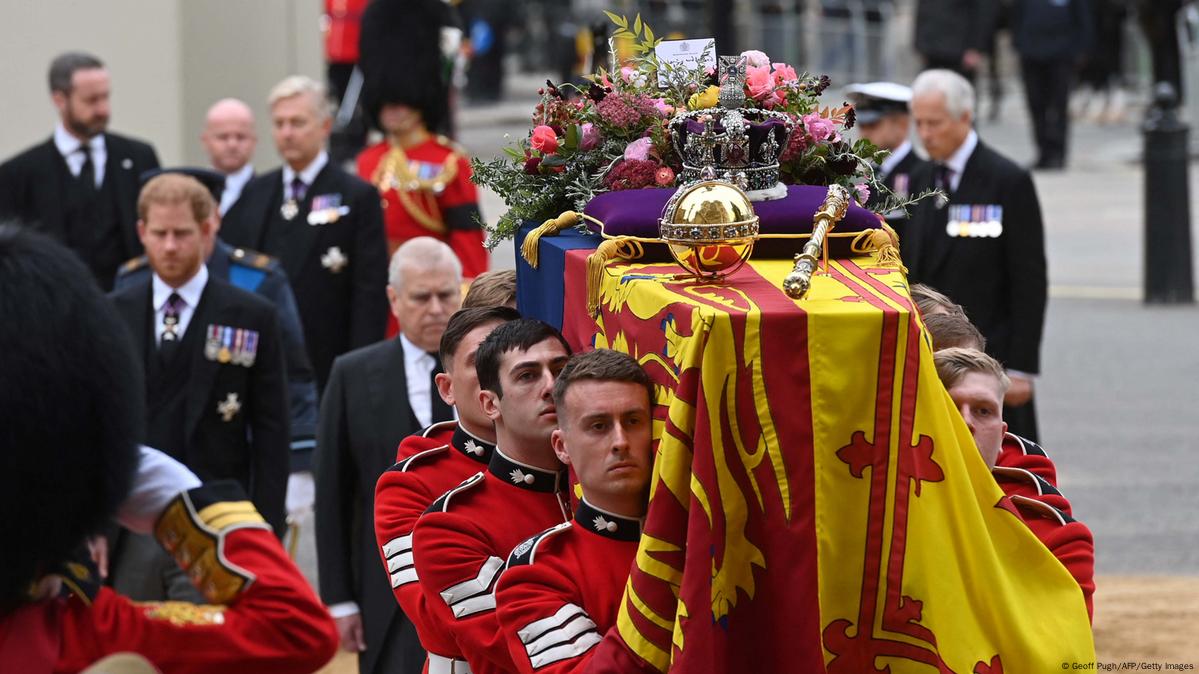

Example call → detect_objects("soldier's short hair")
910 283 964 317
268 75 333 121
911 68 976 119
475 319 571 398
439 306 521 370
138 173 215 225
552 349 654 421
0 226 141 613
388 237 463 291
933 347 1010 394
925 312 986 352
462 269 517 309
48 51 104 94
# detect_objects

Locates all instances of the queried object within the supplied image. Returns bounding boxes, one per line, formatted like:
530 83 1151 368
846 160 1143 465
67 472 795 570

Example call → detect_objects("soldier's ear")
479 389 501 421
550 429 571 466
434 372 454 406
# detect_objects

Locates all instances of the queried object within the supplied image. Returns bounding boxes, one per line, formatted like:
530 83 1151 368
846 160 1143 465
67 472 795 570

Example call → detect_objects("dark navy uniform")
116 239 319 469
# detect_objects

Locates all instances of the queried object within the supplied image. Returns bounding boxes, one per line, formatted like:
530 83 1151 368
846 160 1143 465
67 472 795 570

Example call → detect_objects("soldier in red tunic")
0 226 338 673
495 349 656 674
411 320 573 674
373 306 520 666
934 347 1095 620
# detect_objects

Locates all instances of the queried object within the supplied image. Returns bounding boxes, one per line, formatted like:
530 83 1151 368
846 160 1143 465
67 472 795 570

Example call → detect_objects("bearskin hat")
357 0 453 133
0 226 141 614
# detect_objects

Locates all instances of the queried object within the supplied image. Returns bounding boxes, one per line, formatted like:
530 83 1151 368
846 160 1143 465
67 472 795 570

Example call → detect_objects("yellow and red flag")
569 253 1094 673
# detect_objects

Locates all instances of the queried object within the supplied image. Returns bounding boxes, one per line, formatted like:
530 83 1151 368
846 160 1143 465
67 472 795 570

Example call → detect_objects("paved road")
453 76 1199 576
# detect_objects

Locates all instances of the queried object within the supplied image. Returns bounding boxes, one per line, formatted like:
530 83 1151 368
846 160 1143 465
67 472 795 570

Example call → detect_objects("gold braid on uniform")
370 141 460 236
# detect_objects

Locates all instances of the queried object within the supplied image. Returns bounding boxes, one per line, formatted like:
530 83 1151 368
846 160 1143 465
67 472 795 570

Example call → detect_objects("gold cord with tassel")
521 211 581 268
851 223 907 273
585 237 644 315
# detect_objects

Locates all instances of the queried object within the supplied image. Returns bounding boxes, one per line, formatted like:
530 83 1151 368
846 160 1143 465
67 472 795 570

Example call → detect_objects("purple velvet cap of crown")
681 117 788 153
584 185 881 239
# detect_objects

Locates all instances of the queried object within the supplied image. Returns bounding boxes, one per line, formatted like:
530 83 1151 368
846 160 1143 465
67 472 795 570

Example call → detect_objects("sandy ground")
313 576 1199 673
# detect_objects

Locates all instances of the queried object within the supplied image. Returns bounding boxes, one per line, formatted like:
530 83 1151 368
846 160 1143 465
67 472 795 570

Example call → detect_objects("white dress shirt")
942 130 978 193
399 332 440 429
220 164 254 215
54 123 106 187
152 264 209 345
281 151 329 200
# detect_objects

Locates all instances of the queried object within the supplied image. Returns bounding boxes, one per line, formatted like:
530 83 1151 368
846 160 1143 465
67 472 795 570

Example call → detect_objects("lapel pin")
217 393 241 422
321 246 348 273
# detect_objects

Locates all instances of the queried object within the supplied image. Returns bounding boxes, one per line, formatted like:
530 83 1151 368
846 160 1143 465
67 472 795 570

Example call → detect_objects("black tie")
158 292 185 364
429 352 454 424
934 162 952 195
78 145 96 198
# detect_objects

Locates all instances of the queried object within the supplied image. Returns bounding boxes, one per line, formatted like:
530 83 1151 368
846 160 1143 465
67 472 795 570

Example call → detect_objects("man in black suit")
315 237 464 674
222 75 389 391
846 81 928 239
906 69 1048 441
0 52 160 291
913 0 998 83
109 173 290 599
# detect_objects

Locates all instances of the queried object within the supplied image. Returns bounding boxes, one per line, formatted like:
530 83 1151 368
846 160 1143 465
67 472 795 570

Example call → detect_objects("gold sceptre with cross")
783 184 850 299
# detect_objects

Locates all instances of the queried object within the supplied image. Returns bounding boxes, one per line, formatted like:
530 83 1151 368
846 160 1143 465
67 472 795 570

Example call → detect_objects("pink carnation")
802 113 839 144
652 97 675 118
745 65 775 102
580 123 600 151
624 137 655 162
854 183 870 204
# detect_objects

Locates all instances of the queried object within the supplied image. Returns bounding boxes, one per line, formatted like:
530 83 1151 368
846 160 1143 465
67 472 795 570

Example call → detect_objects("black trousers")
1020 57 1074 165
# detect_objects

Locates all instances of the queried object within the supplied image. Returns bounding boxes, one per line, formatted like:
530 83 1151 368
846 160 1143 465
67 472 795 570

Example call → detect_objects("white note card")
654 38 716 87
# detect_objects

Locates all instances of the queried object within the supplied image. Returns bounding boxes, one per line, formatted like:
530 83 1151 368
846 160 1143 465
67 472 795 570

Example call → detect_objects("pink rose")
745 65 775 102
771 63 798 86
854 183 870 204
624 137 655 162
579 123 600 151
740 50 770 68
652 98 675 118
802 113 838 144
530 125 558 154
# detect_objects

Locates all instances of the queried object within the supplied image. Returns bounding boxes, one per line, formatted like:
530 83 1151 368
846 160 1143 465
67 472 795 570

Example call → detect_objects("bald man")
201 98 257 214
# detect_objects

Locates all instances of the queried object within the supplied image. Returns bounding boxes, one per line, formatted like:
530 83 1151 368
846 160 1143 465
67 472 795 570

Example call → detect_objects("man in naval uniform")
222 75 389 391
108 173 289 600
411 319 574 674
845 81 928 240
496 349 656 674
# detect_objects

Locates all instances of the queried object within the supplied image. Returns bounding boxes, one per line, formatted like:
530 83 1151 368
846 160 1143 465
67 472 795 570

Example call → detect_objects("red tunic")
1008 495 1096 622
496 501 641 674
374 423 496 659
0 489 338 674
356 137 487 278
395 420 458 463
995 431 1058 487
411 450 571 673
323 0 367 64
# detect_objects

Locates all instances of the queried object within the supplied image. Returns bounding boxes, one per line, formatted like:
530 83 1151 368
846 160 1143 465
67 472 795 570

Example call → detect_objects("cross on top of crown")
718 55 747 109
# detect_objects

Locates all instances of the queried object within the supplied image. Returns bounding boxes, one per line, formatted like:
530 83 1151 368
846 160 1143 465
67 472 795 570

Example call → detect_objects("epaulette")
120 255 149 274
425 471 485 514
1010 494 1075 525
394 443 451 473
154 480 270 604
435 134 469 157
506 522 571 568
422 419 457 438
229 247 278 271
1004 432 1050 458
991 466 1062 498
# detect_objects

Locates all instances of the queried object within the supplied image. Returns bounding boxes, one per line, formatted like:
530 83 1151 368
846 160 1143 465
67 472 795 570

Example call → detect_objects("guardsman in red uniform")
934 347 1095 620
0 226 338 674
996 431 1059 487
411 320 573 674
374 306 520 663
495 350 655 674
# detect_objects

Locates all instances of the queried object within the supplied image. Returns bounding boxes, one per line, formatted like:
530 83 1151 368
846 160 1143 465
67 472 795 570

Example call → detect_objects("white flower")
740 50 770 68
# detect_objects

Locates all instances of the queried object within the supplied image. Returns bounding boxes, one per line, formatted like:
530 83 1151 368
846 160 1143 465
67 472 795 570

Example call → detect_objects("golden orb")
658 180 759 279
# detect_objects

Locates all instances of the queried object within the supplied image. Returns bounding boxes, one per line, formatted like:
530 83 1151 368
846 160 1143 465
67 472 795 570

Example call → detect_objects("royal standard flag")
578 254 1094 672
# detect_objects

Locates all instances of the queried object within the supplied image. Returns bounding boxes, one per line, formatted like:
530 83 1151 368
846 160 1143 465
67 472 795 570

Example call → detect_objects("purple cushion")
583 184 881 240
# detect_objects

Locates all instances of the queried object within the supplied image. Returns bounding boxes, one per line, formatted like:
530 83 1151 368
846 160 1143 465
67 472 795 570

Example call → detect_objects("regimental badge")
463 439 484 456
308 193 351 226
321 246 348 273
280 199 299 221
509 468 534 485
592 515 617 533
205 325 259 366
945 204 1004 239
217 393 241 422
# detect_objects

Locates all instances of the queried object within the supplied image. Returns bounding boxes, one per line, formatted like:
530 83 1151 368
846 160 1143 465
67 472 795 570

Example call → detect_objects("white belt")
428 654 473 674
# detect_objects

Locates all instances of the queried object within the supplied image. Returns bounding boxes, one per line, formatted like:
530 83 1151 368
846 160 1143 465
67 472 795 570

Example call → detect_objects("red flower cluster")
603 159 659 191
597 92 657 129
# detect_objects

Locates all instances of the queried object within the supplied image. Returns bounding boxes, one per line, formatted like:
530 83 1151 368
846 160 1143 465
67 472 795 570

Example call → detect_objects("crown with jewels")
669 55 795 195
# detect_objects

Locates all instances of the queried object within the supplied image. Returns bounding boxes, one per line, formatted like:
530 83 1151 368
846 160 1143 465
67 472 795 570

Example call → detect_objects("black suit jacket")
221 162 389 390
315 338 424 674
0 132 159 264
903 140 1048 374
110 275 290 533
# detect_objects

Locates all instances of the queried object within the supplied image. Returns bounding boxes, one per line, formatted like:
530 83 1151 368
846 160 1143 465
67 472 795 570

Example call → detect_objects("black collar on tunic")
453 424 495 465
487 448 568 494
575 499 643 542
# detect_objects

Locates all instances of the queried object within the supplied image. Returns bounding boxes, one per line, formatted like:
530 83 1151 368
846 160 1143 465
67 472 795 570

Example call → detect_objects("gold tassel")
584 237 646 316
520 211 581 269
851 224 908 274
